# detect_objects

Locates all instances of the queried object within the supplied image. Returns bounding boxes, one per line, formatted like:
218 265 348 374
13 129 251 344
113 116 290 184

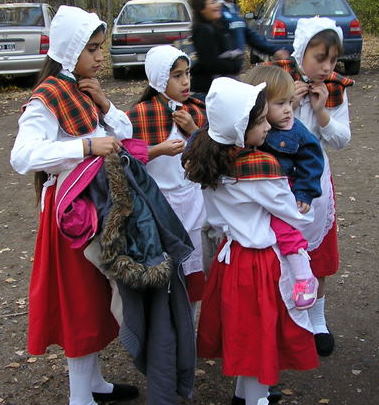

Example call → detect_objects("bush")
349 0 379 34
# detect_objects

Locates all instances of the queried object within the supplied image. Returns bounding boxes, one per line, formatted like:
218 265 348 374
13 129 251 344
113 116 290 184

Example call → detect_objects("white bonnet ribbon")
41 174 57 212
217 225 233 264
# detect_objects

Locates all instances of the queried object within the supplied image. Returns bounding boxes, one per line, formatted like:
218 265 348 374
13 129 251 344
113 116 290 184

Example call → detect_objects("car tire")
113 67 126 80
344 60 361 75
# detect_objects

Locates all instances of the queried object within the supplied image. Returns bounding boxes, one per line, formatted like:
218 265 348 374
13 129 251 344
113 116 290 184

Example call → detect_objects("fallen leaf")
15 350 24 356
47 354 58 360
352 369 362 375
195 368 206 376
5 277 16 283
319 399 330 404
205 360 215 366
5 362 21 368
0 248 11 254
282 388 294 396
27 357 37 363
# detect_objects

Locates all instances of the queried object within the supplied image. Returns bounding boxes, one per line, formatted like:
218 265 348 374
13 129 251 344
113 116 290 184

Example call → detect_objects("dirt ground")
0 39 378 405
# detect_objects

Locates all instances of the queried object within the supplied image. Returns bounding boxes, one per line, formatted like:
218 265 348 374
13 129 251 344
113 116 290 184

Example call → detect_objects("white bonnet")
145 45 190 93
206 77 266 148
47 5 106 72
292 17 343 67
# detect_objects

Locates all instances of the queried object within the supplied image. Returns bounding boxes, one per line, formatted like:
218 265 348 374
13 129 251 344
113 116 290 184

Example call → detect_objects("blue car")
246 0 363 74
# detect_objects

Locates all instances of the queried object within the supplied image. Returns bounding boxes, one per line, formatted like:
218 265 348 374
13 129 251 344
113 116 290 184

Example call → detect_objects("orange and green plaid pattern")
29 74 99 136
264 58 354 108
229 149 285 180
127 95 207 145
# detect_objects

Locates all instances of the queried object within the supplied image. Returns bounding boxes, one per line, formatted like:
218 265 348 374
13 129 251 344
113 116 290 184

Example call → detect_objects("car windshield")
118 3 190 25
283 0 350 17
0 6 44 27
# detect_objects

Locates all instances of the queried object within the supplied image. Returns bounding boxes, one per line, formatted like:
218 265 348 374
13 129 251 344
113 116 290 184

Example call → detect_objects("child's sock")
287 248 314 280
235 376 245 398
67 354 98 405
90 353 113 394
308 296 329 334
239 376 268 405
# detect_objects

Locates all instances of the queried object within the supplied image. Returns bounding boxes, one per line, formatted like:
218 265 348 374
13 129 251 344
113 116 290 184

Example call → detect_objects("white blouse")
10 73 133 175
203 176 314 250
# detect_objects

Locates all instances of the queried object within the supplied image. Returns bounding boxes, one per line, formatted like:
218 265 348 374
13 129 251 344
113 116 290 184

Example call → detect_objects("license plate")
137 54 146 61
0 42 16 52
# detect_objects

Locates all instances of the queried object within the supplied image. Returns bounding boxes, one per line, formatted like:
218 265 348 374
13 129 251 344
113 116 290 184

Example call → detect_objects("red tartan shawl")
229 148 285 180
264 59 354 108
127 95 207 145
29 74 99 136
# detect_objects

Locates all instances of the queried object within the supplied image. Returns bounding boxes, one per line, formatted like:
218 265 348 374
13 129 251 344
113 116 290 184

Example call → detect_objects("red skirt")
28 186 119 357
197 241 319 385
309 218 339 278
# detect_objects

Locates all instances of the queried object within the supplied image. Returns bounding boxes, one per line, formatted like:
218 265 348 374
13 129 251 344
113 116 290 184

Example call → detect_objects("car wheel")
250 51 262 65
113 67 126 80
344 60 361 75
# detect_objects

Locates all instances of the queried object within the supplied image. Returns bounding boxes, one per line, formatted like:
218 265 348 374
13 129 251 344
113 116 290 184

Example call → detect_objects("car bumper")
110 46 155 67
0 54 47 76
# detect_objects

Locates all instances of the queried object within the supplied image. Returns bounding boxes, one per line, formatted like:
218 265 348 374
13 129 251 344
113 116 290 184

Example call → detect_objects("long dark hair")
34 23 106 204
183 89 267 189
190 0 223 27
137 55 189 104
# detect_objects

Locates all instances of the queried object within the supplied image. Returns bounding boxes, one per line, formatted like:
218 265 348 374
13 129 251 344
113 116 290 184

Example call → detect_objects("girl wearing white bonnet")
184 77 319 405
127 45 208 304
264 16 354 358
10 5 137 405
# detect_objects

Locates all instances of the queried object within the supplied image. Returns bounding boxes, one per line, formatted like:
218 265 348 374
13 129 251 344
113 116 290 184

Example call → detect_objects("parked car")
0 3 55 80
110 0 192 79
246 0 363 75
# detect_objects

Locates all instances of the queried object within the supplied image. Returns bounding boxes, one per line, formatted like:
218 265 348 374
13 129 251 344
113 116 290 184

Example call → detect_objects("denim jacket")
261 118 324 205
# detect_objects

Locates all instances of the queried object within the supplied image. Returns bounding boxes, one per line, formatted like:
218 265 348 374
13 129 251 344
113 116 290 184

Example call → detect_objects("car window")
283 0 350 17
118 3 190 25
0 6 44 27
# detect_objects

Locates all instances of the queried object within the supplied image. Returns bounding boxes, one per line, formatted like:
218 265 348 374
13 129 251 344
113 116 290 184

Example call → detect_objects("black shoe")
231 396 245 405
92 383 139 402
268 386 282 403
315 332 335 356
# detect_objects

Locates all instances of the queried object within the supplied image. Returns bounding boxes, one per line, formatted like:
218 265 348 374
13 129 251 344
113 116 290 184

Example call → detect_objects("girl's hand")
78 78 110 114
83 136 122 157
309 82 329 113
172 110 198 134
148 139 185 160
297 201 310 214
293 81 309 109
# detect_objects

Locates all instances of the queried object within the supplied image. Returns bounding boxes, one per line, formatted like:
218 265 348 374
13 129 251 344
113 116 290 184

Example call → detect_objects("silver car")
110 0 192 79
0 3 55 78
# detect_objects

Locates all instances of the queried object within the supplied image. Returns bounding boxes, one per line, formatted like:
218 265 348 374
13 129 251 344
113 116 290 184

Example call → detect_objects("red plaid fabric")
127 95 207 145
264 59 354 108
230 149 284 180
29 74 99 136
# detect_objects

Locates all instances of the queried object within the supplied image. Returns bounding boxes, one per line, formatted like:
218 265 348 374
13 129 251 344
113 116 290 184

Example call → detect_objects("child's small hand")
293 81 309 109
309 82 329 113
297 201 310 214
78 78 110 114
172 110 198 134
83 136 122 157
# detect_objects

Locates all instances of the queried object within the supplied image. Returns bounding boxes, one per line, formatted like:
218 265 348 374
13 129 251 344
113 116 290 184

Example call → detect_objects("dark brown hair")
183 89 266 189
306 29 343 60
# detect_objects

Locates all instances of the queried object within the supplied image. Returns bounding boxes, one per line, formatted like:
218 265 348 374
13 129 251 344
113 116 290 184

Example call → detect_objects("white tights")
67 352 113 405
235 376 269 405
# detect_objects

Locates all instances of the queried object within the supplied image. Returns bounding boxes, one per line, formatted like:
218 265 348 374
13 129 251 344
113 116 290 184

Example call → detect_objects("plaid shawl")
264 58 354 108
29 73 99 136
127 95 207 145
229 148 285 180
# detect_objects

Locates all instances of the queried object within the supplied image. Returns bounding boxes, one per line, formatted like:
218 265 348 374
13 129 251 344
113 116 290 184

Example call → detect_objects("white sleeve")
249 178 314 231
103 102 133 140
10 99 84 175
319 91 351 150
